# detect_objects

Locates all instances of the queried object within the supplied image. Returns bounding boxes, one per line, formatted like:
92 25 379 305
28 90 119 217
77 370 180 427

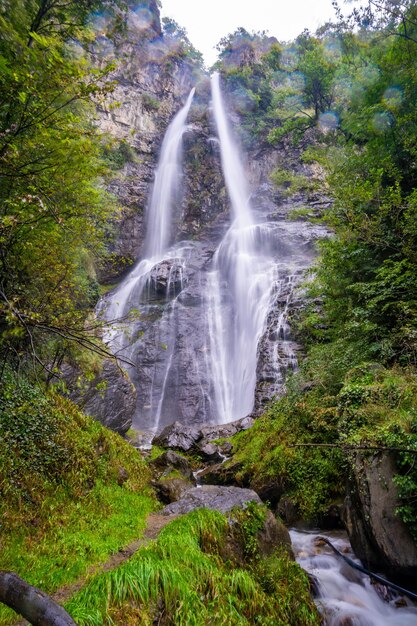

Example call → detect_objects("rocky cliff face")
62 359 136 434
90 14 329 433
94 1 205 283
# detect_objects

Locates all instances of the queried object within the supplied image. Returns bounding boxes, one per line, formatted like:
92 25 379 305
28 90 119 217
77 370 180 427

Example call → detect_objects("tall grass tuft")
66 508 320 625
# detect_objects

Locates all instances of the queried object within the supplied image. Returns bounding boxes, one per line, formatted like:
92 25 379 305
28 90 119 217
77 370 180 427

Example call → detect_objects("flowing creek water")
291 529 417 625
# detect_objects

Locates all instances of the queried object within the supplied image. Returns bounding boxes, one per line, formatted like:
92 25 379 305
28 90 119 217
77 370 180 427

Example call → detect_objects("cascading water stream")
100 78 322 434
102 87 195 342
208 72 276 423
100 89 195 433
144 88 195 259
291 530 417 625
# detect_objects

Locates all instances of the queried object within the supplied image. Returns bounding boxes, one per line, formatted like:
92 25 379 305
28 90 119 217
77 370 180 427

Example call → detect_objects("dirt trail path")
13 513 176 626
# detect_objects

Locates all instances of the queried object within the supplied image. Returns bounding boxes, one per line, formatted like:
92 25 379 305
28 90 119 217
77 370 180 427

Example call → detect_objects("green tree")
309 1 417 364
0 0 121 374
162 16 204 66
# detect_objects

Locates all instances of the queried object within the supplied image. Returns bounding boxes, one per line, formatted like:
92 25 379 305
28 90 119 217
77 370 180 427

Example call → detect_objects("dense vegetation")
0 0 127 375
217 0 417 535
2 0 417 622
0 366 154 625
66 506 319 626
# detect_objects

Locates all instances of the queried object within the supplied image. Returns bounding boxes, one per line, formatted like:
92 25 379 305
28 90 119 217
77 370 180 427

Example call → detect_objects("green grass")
0 368 156 625
66 508 320 626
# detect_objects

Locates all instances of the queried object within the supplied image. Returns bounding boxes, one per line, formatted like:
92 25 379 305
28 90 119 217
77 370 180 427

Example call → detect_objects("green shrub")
270 166 317 197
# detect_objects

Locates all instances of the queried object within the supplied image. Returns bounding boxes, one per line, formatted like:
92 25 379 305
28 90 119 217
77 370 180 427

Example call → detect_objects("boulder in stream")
343 452 417 584
149 259 188 297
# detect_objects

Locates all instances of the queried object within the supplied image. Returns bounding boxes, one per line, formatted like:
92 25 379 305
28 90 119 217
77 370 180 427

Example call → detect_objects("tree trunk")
0 572 76 626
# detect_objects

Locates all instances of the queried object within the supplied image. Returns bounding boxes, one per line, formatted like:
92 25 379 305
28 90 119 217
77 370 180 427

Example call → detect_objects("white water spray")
102 88 195 338
208 73 276 423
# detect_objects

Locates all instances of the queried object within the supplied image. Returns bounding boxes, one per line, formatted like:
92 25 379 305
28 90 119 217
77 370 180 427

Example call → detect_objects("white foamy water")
207 73 277 422
291 529 417 625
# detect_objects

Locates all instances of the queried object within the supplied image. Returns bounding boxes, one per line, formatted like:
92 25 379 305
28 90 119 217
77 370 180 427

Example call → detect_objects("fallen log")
0 571 76 626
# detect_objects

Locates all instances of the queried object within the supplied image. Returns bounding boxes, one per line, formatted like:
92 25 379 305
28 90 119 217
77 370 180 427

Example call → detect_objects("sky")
160 0 346 65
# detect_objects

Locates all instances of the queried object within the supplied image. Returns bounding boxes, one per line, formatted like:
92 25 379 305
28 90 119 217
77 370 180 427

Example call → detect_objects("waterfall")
145 88 196 258
99 77 321 436
102 88 195 345
207 73 276 423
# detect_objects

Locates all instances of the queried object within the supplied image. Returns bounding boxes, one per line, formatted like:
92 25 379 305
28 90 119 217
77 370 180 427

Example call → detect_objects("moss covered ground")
230 363 417 530
0 368 321 625
0 368 156 625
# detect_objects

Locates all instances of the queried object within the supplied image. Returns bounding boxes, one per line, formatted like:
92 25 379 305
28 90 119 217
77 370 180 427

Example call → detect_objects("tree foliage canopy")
0 0 120 373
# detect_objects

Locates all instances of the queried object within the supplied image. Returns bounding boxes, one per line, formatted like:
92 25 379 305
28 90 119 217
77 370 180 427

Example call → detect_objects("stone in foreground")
161 485 262 515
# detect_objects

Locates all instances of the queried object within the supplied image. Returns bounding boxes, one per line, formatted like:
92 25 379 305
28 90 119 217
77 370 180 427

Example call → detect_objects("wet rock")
152 478 194 504
152 416 255 455
196 442 224 463
343 452 417 584
149 259 187 297
161 485 262 516
149 450 194 481
199 416 254 442
319 502 344 530
61 359 136 435
256 480 285 508
276 496 299 526
197 461 247 487
258 510 292 557
152 421 201 452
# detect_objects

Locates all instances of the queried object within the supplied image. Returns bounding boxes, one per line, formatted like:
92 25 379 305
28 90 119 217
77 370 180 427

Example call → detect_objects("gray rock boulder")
153 421 201 452
199 416 254 442
152 478 194 504
161 485 262 516
196 441 225 463
149 259 187 297
61 359 136 435
149 450 195 481
258 511 292 557
197 461 247 487
343 452 417 583
152 416 255 456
